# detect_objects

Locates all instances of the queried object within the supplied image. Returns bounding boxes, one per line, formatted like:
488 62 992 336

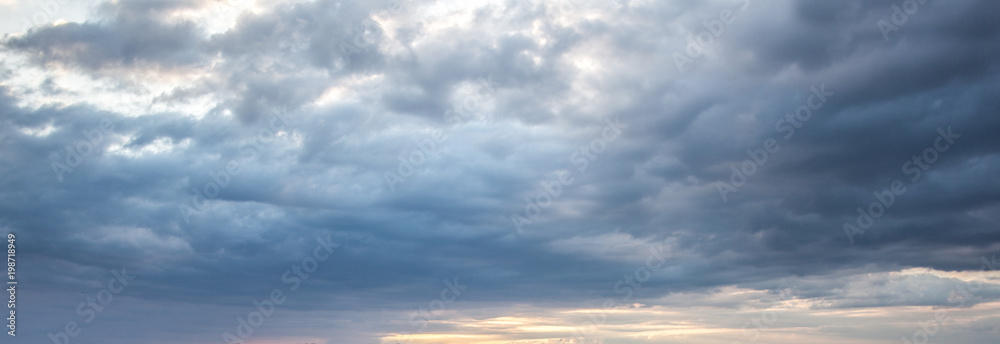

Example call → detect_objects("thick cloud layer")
1 0 999 343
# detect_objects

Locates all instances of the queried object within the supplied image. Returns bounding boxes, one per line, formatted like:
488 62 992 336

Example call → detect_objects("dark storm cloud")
1 0 999 343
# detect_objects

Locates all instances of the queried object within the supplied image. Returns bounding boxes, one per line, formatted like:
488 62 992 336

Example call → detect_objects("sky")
1 0 1000 343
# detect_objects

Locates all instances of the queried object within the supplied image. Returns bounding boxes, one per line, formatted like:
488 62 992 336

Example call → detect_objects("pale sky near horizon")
2 0 1000 344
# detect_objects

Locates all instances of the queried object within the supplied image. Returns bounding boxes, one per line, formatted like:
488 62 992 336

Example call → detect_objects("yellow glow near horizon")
373 266 1000 344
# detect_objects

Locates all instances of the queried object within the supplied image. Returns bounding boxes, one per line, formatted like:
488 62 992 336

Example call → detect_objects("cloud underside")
1 0 1000 343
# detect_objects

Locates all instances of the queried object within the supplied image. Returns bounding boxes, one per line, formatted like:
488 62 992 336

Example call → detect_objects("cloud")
1 0 999 343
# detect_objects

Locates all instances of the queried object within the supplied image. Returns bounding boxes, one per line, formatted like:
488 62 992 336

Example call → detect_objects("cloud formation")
1 0 999 343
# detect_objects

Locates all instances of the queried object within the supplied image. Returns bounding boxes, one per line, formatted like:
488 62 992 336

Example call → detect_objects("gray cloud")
1 0 999 343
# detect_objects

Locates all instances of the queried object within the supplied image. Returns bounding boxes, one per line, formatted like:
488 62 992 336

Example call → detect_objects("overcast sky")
2 0 1000 343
